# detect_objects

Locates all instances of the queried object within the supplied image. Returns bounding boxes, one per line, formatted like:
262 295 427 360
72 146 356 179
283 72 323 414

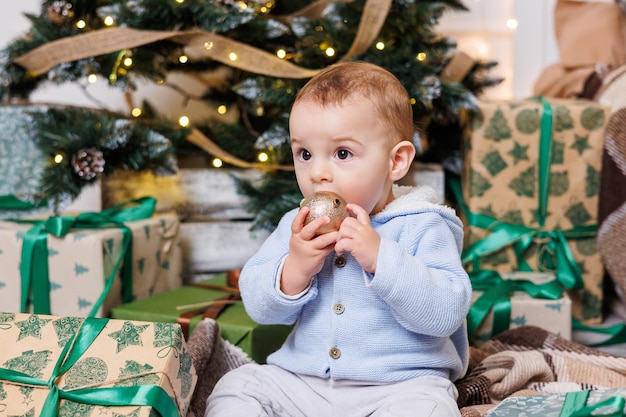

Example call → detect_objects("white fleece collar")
377 184 457 218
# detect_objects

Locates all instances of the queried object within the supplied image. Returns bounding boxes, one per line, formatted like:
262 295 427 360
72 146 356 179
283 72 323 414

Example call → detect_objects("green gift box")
460 97 610 325
486 388 626 416
111 274 292 364
0 312 197 416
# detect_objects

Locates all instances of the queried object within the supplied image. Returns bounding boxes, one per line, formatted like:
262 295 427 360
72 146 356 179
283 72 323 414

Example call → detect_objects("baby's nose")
311 160 332 182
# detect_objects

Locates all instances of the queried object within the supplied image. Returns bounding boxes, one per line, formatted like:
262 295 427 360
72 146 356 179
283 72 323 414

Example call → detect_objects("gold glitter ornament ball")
300 191 348 234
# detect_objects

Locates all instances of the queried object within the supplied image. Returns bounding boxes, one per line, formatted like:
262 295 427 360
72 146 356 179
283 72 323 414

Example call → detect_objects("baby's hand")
281 206 337 295
335 203 380 273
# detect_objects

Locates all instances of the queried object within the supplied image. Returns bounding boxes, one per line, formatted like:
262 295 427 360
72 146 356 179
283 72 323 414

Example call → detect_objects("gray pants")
205 363 461 417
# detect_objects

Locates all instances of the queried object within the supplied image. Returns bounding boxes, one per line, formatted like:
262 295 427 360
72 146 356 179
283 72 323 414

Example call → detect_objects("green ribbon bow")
450 97 596 292
560 390 626 417
0 317 181 417
11 197 156 317
467 269 563 340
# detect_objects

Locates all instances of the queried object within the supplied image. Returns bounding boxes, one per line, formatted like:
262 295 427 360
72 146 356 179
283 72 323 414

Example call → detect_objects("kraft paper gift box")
461 98 610 325
0 211 183 318
111 273 292 364
486 388 626 416
0 312 196 416
469 271 572 346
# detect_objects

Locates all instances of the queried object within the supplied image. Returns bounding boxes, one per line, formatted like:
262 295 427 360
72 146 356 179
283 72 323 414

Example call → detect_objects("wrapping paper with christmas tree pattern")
0 214 182 318
0 312 196 416
0 105 49 220
486 388 626 417
463 98 609 324
470 272 571 346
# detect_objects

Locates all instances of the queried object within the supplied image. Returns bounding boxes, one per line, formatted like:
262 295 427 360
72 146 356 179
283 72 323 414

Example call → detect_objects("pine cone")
71 148 105 180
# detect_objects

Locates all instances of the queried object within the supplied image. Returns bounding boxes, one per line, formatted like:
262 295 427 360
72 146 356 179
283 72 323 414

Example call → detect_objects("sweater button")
333 303 345 314
334 256 346 268
329 347 341 359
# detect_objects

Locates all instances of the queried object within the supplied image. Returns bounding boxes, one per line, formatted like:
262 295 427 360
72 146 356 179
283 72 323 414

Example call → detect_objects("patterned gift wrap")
0 312 196 416
469 272 571 346
462 98 610 325
486 388 626 416
0 213 182 318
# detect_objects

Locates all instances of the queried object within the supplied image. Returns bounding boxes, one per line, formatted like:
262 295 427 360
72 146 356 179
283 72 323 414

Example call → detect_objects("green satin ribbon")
0 194 48 210
0 317 180 416
12 197 156 317
572 319 626 347
560 390 626 417
467 269 563 340
461 219 594 291
450 97 596 291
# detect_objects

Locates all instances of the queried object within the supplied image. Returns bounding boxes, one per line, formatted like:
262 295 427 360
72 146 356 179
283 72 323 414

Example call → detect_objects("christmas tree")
0 0 500 228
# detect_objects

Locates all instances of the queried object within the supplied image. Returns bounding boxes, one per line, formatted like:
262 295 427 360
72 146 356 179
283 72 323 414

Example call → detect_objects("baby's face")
289 98 395 215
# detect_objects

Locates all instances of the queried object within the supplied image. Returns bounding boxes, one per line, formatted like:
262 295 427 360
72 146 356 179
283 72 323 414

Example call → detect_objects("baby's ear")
389 140 416 181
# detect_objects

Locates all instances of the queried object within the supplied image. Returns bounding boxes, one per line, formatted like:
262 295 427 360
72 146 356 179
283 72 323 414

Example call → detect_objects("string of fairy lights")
47 0 507 170
46 0 282 168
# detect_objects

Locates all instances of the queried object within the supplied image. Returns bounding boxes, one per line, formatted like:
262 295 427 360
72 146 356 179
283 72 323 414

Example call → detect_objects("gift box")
486 388 626 416
469 271 572 346
111 273 292 364
0 208 183 318
0 312 196 416
461 97 610 324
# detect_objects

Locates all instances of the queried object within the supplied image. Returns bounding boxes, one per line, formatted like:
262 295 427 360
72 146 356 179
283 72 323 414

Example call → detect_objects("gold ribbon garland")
13 0 393 170
14 0 392 78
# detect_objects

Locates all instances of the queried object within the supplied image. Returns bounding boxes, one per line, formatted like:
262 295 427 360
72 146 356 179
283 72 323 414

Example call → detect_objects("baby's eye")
299 149 312 161
336 149 352 160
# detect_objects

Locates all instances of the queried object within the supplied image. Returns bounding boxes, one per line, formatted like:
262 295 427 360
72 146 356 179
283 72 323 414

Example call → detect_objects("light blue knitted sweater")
238 185 471 383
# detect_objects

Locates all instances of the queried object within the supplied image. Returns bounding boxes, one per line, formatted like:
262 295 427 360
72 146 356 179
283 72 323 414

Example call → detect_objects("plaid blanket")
457 326 626 416
598 107 626 303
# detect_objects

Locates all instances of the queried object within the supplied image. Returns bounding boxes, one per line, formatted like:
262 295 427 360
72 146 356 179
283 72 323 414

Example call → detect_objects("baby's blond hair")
293 61 414 145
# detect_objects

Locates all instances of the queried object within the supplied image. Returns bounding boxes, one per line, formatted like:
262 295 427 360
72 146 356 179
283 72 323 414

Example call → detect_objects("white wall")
437 0 558 100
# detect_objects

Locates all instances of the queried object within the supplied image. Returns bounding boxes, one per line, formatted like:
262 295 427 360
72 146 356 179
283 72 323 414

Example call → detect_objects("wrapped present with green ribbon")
0 196 183 318
111 273 292 364
458 97 609 325
468 270 571 346
0 311 196 416
486 388 626 417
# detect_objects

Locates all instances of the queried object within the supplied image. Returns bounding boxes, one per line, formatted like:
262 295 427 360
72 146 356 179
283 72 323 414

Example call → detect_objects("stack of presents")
459 97 608 345
0 93 623 415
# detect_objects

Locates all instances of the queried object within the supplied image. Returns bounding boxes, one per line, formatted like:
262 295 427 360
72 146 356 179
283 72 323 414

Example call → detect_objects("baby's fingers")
292 206 310 234
301 216 331 240
346 203 371 225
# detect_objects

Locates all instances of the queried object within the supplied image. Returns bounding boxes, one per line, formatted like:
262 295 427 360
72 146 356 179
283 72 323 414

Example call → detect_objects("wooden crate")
399 163 445 203
180 220 270 276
